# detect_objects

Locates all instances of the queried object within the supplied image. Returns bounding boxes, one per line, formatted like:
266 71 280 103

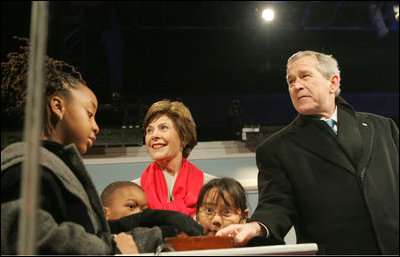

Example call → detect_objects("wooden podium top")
165 235 234 251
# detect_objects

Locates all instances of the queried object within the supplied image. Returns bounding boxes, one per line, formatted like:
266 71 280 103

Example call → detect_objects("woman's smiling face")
145 114 183 163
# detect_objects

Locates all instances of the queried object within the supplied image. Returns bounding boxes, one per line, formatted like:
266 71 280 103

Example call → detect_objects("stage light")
261 8 275 22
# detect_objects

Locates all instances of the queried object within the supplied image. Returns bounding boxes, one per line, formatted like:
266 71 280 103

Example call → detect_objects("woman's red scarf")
141 158 204 217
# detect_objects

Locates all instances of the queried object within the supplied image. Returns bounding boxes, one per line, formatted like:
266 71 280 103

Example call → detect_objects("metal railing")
17 1 49 255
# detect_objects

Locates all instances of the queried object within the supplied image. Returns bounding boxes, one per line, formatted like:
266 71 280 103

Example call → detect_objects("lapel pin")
362 123 368 127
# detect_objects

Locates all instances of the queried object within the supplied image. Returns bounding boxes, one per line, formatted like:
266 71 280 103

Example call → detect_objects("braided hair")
1 36 86 136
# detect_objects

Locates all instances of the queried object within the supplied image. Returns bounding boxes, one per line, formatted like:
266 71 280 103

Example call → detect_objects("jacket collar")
334 96 375 174
285 96 363 175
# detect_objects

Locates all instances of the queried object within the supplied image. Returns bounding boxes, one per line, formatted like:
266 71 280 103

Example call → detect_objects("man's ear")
329 74 340 95
49 95 64 119
103 207 110 221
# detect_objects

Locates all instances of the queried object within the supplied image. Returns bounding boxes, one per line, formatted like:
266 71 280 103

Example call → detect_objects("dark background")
1 1 399 141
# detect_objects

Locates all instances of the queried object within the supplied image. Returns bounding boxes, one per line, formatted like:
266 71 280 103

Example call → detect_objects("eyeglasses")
199 206 240 220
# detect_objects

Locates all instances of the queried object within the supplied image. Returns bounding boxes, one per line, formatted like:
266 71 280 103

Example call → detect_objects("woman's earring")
59 113 63 121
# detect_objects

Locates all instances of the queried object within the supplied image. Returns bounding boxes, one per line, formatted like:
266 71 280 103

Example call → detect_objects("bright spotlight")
262 8 275 21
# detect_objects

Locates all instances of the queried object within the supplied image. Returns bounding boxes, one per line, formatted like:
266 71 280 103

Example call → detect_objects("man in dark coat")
217 50 399 255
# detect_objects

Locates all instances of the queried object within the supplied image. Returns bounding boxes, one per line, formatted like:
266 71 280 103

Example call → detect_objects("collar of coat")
285 96 373 175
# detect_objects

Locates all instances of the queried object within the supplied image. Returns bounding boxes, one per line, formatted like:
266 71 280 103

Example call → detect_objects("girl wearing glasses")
196 177 249 236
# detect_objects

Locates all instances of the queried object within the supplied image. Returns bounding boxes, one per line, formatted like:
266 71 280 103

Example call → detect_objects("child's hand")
176 231 189 238
114 232 139 254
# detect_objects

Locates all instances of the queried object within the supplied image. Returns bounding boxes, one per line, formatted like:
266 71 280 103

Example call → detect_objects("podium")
117 243 318 255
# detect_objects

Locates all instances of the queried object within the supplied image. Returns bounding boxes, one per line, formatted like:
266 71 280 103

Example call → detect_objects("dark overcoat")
251 96 399 254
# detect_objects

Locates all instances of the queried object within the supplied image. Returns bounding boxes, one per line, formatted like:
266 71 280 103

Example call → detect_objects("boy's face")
104 185 148 220
196 189 248 236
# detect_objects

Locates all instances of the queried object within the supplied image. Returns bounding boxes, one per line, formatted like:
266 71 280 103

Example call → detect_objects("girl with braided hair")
1 37 138 254
1 37 204 254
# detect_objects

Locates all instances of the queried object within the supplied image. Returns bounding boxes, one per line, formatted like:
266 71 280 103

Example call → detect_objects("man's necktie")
324 119 337 134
